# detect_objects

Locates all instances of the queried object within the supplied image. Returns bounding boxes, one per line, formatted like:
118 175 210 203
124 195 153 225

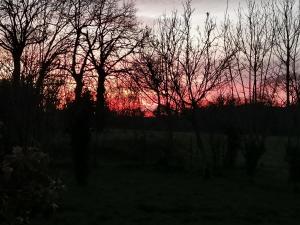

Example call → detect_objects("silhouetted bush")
242 135 266 177
0 79 42 147
68 92 94 185
224 126 241 169
285 139 300 192
209 134 225 176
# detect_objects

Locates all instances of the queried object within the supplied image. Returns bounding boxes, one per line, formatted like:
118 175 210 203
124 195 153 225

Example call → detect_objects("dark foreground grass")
36 159 300 225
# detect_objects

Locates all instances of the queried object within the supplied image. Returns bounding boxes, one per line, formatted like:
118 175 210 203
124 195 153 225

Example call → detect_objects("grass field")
39 129 300 225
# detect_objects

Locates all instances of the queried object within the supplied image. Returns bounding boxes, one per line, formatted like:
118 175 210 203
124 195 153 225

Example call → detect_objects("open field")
88 129 291 175
38 129 300 225
38 164 300 225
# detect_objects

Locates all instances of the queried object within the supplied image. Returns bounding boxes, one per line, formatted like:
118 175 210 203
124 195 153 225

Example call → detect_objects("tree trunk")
12 52 22 88
96 67 106 132
74 78 83 103
253 62 257 104
163 110 174 166
36 64 49 96
286 56 291 107
191 109 210 178
9 52 22 145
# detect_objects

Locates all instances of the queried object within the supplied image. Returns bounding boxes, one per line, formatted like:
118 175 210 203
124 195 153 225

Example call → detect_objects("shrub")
242 135 266 177
0 146 64 225
209 134 226 176
224 127 241 169
285 139 300 192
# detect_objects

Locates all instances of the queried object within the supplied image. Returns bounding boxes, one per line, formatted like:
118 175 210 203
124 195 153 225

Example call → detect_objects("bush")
224 127 241 169
0 146 64 225
209 134 226 176
285 139 300 191
242 135 266 177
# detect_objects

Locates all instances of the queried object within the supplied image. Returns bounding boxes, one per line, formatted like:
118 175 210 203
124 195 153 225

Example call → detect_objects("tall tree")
174 1 236 176
129 31 165 117
66 0 93 103
130 12 184 164
274 0 300 106
235 0 276 104
21 0 72 103
0 0 49 87
84 0 141 131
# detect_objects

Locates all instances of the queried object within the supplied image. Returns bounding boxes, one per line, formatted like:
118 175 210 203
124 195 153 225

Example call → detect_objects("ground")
37 129 300 225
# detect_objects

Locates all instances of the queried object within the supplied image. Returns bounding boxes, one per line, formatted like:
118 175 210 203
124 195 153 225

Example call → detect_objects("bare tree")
129 12 184 165
130 1 236 171
0 0 50 87
84 0 141 131
274 0 300 106
65 0 94 103
173 1 236 176
19 1 72 104
129 30 165 117
235 0 276 104
222 4 241 101
0 0 58 146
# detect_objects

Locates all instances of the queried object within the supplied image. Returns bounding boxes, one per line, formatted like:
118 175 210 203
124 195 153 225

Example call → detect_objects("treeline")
0 0 299 110
0 0 300 178
108 104 300 136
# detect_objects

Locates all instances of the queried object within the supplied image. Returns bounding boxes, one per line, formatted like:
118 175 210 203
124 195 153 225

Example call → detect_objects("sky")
135 0 245 25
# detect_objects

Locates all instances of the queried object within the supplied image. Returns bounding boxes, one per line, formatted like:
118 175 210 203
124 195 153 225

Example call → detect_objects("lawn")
38 129 300 225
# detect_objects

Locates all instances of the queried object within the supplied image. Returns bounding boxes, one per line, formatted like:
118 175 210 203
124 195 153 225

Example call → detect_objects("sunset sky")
135 0 245 25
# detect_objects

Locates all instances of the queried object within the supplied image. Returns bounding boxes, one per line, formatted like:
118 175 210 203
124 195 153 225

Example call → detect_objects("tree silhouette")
0 0 50 87
172 1 236 176
83 0 141 131
69 90 94 185
274 0 300 106
235 0 276 104
64 0 94 103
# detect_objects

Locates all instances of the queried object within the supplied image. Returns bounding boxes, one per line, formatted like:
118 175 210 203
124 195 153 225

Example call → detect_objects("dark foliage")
0 145 64 225
68 91 94 186
224 126 241 169
0 80 42 148
242 135 266 177
209 134 224 176
285 139 300 192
